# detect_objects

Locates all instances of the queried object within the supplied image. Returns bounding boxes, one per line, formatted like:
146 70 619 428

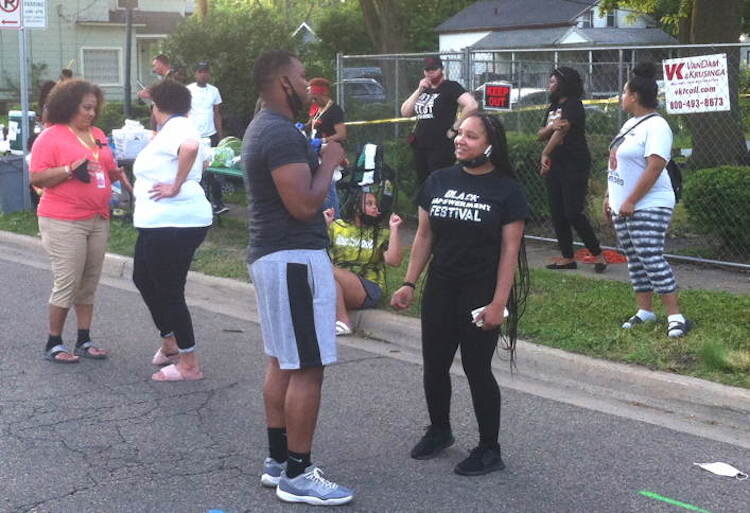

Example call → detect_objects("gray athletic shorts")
249 249 337 369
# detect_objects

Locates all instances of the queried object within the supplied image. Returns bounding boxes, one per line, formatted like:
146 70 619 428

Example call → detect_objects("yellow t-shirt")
328 219 390 290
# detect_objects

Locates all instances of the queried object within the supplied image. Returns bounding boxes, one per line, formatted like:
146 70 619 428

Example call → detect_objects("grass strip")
2 210 748 388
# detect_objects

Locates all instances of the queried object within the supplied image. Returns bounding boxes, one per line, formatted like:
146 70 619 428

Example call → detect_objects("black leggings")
133 226 208 351
545 168 602 259
421 272 501 447
413 143 455 187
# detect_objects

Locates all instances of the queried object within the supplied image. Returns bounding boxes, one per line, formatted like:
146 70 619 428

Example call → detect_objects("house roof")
436 0 598 33
108 10 185 35
471 27 677 49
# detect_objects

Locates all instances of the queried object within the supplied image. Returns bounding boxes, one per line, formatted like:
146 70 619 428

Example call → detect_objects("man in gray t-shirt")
242 50 353 506
243 108 328 264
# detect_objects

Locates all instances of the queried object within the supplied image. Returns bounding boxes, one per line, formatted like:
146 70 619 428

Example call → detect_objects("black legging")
413 142 455 187
545 167 602 259
133 226 208 351
421 271 501 447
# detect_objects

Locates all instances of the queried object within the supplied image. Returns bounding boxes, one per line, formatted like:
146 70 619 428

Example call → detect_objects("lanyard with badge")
68 127 107 189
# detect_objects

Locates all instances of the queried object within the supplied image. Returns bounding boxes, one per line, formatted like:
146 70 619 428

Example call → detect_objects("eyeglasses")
424 66 441 72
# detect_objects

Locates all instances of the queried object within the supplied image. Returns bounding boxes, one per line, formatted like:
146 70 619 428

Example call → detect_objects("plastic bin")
8 110 37 154
0 156 26 214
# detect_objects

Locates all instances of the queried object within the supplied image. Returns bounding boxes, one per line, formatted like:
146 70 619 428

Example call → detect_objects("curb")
2 229 749 427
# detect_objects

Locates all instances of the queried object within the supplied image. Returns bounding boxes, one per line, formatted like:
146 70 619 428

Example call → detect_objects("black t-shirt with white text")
542 98 590 171
313 103 345 139
413 80 465 149
242 109 328 264
418 166 530 281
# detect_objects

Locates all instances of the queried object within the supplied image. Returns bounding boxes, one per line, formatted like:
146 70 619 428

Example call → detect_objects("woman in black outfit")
538 67 606 272
391 113 529 476
401 55 478 186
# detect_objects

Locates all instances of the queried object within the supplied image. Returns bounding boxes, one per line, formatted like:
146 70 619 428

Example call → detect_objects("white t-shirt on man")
607 114 675 215
133 116 212 228
187 82 222 137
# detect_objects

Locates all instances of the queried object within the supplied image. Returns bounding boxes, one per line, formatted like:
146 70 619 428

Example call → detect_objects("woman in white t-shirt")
604 63 691 338
132 79 213 381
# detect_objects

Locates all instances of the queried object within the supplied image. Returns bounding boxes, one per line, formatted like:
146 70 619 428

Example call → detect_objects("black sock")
46 334 63 352
267 427 287 463
76 329 90 347
286 451 311 479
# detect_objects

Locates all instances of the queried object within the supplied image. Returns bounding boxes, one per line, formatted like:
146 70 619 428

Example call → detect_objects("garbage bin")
0 156 26 214
7 110 37 155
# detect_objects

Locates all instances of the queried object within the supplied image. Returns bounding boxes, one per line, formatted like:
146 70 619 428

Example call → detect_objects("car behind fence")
336 43 750 269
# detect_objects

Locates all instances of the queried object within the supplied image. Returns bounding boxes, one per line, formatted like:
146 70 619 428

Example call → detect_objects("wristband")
402 281 416 289
64 165 71 177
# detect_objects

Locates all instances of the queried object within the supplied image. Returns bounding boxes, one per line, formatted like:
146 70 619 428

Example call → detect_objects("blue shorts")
357 277 382 310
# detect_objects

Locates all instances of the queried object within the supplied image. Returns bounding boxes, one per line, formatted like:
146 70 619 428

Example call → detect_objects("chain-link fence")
336 44 750 269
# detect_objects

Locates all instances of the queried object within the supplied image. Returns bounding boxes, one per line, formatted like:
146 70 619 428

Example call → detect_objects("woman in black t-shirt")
308 77 346 215
401 55 478 186
391 113 529 476
538 67 606 272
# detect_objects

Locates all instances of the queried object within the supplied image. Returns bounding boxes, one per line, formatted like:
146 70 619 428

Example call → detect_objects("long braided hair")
465 112 531 368
335 188 387 285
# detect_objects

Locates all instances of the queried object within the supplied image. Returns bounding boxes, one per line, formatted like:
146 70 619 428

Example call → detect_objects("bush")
96 101 151 136
683 166 750 251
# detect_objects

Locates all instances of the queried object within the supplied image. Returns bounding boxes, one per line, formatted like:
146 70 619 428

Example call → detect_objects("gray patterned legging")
613 207 677 295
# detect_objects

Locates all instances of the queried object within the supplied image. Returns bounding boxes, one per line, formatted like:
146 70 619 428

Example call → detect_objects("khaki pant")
39 216 109 308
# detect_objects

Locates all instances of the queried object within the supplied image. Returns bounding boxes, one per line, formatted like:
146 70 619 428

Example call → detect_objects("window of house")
581 10 593 28
117 0 139 8
607 11 617 27
81 48 122 86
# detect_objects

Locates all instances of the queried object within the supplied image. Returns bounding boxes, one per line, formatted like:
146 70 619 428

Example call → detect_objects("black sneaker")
410 426 455 460
213 206 230 216
454 445 505 476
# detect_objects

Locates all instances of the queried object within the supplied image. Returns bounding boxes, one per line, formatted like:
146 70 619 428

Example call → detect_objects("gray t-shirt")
243 108 328 264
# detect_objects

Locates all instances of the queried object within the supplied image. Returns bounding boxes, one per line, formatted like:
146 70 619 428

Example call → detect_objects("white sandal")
335 321 352 336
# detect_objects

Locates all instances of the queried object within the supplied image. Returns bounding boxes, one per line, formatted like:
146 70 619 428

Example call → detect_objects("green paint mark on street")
639 490 714 513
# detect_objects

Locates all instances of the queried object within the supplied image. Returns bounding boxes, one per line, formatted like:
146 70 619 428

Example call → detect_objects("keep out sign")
663 53 731 114
483 82 512 111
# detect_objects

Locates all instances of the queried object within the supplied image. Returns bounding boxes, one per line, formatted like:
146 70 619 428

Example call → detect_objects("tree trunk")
684 0 747 168
196 0 208 19
358 0 406 53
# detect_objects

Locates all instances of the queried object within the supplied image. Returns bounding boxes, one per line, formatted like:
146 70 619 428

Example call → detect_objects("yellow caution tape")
345 94 748 126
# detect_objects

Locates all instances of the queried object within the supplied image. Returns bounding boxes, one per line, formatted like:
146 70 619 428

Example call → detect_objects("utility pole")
123 1 135 118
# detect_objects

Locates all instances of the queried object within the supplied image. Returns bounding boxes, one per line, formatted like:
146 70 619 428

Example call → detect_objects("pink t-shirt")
30 124 117 221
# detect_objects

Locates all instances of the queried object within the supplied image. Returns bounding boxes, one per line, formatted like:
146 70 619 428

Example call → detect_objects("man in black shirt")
401 55 478 185
242 50 353 506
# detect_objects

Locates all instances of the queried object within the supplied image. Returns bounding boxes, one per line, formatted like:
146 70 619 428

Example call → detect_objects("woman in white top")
604 63 691 338
132 79 213 381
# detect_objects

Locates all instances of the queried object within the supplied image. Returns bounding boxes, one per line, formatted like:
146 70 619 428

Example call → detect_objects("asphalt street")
1 258 749 513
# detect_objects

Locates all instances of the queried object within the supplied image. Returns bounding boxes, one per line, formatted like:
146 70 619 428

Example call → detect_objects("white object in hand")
471 305 509 327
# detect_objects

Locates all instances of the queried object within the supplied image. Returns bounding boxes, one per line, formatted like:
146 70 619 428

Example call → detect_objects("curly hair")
149 79 192 115
551 66 584 99
45 79 104 125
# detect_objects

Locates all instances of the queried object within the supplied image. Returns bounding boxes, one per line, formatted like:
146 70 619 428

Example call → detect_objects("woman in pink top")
30 79 130 363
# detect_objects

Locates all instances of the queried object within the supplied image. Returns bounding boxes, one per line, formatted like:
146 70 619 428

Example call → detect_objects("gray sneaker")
261 457 285 488
276 465 354 506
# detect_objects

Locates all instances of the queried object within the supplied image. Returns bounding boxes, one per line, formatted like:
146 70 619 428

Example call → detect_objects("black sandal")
667 319 693 338
44 344 79 364
546 261 577 270
74 341 108 360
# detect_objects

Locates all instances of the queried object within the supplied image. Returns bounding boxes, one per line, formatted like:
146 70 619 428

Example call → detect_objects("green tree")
601 0 748 167
163 4 291 123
